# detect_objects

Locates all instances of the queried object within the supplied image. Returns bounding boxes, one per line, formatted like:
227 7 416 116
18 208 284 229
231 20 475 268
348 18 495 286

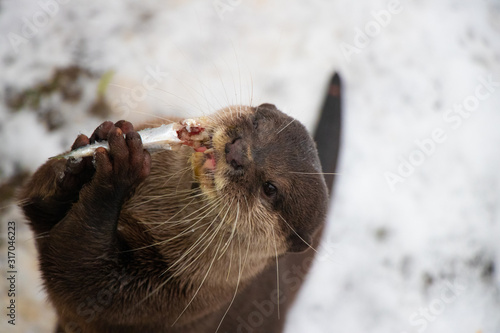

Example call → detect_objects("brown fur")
19 103 329 332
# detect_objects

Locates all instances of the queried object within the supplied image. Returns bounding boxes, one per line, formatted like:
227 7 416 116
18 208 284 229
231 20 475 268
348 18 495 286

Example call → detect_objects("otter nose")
225 138 245 170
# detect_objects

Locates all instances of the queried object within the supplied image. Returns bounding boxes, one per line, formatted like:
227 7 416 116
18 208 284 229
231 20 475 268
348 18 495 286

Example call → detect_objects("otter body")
20 102 338 333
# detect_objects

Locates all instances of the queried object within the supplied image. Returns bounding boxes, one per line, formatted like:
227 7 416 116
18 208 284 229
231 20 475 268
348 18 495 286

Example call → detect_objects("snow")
0 0 499 332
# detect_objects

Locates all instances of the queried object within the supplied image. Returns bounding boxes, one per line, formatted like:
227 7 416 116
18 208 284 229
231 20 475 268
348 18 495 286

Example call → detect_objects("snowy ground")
0 0 499 332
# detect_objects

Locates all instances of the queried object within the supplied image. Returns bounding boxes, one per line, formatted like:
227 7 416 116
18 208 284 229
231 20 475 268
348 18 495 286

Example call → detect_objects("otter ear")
256 103 278 112
287 233 313 253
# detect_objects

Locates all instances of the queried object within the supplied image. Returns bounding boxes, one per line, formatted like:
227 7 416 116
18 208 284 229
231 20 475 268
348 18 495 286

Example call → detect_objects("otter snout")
225 138 246 170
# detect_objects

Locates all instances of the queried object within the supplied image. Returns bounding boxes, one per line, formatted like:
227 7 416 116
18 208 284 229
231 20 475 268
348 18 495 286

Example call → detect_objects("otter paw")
92 120 151 192
57 133 94 194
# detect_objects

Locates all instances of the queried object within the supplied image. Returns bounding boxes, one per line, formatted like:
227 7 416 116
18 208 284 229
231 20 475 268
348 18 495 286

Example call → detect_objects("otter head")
192 103 328 256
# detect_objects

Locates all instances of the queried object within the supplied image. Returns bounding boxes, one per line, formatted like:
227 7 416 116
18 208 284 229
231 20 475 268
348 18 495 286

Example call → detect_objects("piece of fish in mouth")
51 118 210 160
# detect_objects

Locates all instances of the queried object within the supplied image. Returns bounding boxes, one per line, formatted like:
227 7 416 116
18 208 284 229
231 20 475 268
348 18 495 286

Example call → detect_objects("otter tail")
314 72 342 194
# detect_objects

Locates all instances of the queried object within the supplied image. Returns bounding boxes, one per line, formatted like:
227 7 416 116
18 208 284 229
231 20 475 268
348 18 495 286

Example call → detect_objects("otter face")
192 103 328 254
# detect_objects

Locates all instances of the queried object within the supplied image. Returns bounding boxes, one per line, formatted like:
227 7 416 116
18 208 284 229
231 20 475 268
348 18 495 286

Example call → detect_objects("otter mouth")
172 118 217 191
193 145 216 172
190 131 218 192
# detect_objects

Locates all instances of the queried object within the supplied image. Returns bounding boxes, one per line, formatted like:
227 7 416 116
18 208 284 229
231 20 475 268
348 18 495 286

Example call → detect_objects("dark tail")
313 72 342 194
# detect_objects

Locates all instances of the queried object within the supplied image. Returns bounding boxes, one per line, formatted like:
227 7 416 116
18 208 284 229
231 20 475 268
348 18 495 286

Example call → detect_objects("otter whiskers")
271 226 281 319
171 201 233 326
160 195 229 278
134 194 229 308
214 236 251 333
279 214 319 253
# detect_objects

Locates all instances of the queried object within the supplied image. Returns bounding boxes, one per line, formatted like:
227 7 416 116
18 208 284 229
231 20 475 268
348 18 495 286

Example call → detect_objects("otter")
19 75 341 333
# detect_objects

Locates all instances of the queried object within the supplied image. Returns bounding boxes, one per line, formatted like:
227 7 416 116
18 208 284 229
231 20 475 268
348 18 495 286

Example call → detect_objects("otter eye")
263 182 277 197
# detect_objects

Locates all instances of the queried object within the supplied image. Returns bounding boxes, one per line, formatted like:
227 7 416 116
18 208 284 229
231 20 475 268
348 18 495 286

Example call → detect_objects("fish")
51 118 208 160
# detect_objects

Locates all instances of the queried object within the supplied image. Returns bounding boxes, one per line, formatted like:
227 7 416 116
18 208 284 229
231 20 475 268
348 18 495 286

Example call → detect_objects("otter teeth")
203 148 215 155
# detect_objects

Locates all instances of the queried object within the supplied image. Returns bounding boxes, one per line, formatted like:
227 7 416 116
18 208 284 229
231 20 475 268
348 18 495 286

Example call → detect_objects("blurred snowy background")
0 0 499 332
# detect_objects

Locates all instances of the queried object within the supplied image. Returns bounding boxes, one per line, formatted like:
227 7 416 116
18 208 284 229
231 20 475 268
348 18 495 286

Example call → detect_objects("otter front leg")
44 121 151 257
19 121 149 235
